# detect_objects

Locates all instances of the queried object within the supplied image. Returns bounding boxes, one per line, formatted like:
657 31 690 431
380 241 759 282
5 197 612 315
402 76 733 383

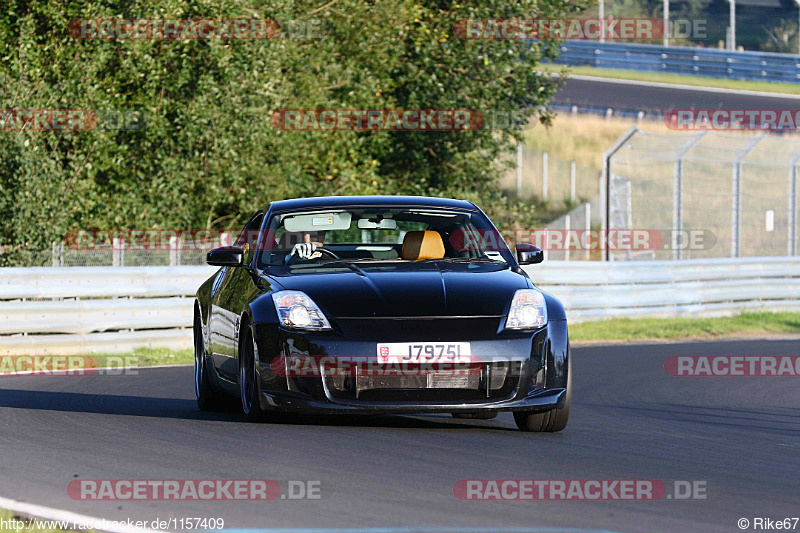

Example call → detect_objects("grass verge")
0 508 92 533
86 347 193 367
540 64 800 95
570 312 800 343
523 114 670 171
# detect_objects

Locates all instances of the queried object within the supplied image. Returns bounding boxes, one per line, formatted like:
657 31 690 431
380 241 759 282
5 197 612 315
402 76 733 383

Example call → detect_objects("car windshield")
255 206 512 270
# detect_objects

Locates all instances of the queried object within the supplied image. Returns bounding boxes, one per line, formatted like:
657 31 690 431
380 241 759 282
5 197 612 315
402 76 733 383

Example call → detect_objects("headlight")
271 290 331 330
505 289 547 329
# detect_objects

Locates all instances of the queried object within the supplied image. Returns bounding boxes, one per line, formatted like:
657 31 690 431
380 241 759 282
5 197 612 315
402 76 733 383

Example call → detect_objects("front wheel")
239 323 271 422
514 362 571 432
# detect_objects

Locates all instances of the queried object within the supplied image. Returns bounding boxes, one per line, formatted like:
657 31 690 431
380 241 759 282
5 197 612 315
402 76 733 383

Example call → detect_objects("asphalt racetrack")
552 75 800 115
0 339 797 533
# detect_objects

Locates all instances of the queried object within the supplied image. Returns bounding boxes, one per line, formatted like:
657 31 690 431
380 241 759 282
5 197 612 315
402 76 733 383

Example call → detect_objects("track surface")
0 339 798 532
553 76 800 115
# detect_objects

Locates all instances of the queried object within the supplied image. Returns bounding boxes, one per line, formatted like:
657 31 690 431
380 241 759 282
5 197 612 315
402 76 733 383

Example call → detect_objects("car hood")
266 261 529 318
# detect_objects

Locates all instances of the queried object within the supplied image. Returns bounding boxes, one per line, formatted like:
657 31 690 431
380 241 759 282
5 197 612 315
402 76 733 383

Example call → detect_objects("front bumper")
252 317 566 415
259 387 566 414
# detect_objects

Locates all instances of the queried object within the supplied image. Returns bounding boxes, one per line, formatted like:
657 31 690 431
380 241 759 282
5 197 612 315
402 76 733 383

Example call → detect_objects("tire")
513 360 572 432
451 412 498 420
239 323 271 422
194 315 225 411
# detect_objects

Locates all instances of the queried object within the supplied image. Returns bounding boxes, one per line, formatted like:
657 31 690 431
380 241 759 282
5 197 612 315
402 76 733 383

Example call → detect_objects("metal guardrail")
528 256 800 322
0 266 216 355
552 41 800 83
1 258 798 354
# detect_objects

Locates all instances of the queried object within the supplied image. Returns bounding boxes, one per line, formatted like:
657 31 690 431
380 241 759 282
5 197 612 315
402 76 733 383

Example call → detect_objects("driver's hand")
289 242 317 260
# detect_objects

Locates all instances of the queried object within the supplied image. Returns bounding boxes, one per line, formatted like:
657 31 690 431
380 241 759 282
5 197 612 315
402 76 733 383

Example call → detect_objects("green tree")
0 0 585 266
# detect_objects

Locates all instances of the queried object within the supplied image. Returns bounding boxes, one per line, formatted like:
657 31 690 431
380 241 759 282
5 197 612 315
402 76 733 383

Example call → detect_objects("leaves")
0 0 583 266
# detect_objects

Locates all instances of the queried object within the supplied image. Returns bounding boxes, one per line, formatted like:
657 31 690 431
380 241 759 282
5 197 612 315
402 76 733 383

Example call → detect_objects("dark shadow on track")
0 388 516 431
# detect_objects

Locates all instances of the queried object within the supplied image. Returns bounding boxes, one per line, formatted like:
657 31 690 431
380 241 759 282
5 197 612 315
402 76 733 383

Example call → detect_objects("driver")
285 231 326 262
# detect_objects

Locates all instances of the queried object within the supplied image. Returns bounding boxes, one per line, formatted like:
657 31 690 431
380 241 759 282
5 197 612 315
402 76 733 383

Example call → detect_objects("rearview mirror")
207 246 244 267
516 243 543 265
357 218 397 230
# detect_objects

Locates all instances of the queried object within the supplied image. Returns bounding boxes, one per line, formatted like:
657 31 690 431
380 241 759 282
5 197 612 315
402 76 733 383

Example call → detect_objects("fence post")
169 235 180 266
790 155 799 256
113 237 124 267
50 242 64 267
673 159 683 260
570 161 576 202
542 151 548 201
599 0 604 43
584 202 591 261
516 143 523 197
673 131 706 260
602 125 639 261
564 214 571 262
731 160 742 257
625 180 634 261
731 135 763 258
599 171 605 234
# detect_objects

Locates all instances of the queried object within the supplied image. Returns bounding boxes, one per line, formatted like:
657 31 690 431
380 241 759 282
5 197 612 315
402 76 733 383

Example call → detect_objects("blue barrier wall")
551 41 800 83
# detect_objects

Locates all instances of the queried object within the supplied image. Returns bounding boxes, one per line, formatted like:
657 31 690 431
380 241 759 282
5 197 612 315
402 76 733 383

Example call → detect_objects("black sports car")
194 196 571 432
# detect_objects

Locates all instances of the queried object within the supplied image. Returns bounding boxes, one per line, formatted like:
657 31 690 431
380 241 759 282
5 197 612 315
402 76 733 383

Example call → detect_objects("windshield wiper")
425 257 504 263
286 258 393 268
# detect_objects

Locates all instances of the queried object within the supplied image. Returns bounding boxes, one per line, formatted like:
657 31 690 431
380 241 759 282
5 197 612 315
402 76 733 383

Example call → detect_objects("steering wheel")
286 247 341 265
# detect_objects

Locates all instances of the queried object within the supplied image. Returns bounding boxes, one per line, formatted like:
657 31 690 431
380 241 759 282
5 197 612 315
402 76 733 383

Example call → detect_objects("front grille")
356 371 480 391
324 362 519 402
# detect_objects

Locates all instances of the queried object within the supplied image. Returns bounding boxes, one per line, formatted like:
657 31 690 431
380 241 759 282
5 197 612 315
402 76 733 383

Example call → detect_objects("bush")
0 0 581 265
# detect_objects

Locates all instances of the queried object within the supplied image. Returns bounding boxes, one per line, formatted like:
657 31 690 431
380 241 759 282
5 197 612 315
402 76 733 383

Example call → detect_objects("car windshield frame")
254 203 514 271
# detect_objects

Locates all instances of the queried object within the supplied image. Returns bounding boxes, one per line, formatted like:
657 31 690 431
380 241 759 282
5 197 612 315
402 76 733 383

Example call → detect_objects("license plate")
376 342 471 363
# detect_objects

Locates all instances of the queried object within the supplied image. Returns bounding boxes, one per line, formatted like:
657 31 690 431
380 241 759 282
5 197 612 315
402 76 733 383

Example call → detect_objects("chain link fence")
541 200 598 261
501 144 602 210
45 235 231 267
606 128 800 261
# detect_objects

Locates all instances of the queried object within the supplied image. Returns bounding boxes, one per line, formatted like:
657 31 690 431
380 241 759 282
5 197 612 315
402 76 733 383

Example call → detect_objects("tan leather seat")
401 231 445 260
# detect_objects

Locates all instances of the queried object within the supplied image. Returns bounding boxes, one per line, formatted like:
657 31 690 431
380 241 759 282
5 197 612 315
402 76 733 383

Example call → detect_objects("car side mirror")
207 246 244 267
516 243 543 265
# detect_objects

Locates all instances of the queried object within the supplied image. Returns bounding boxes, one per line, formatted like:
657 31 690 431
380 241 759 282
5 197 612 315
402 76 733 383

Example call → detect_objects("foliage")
762 18 798 54
0 0 587 266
